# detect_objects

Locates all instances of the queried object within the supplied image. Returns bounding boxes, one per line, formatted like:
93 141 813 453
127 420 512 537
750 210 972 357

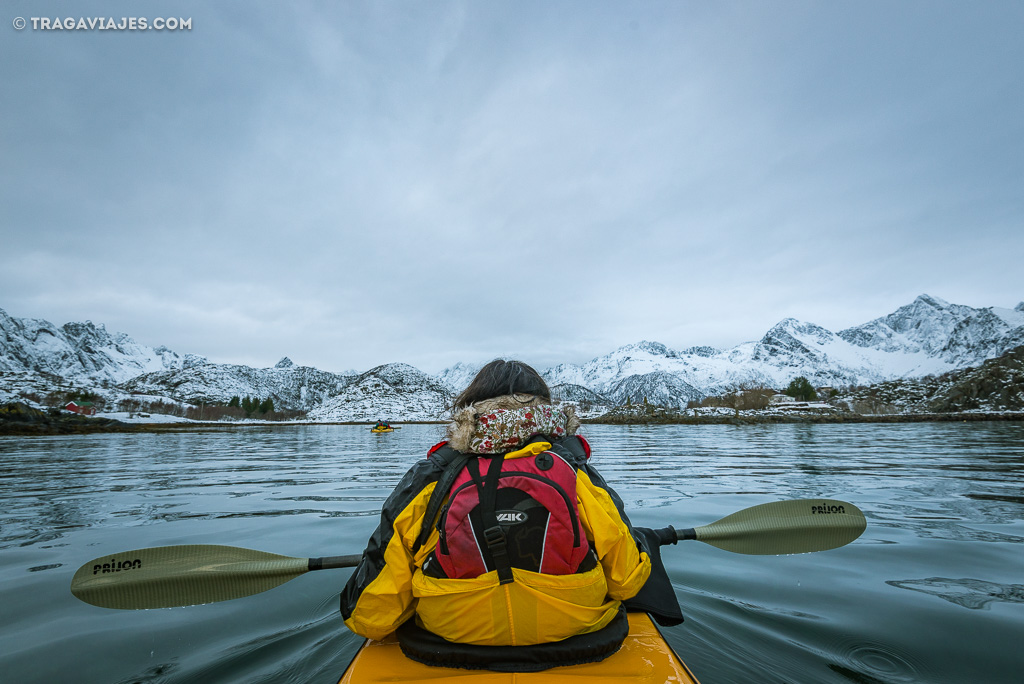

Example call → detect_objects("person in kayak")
373 419 390 430
341 360 652 664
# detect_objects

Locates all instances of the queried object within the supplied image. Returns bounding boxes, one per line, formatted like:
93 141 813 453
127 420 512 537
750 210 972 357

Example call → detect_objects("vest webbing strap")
477 453 514 584
412 447 471 553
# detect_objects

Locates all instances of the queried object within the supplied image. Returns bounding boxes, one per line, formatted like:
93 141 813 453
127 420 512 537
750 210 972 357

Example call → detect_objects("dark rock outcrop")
0 402 129 435
927 345 1024 412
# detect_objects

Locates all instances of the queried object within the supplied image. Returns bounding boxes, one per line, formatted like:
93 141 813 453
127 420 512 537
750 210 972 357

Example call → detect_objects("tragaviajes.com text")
20 17 192 31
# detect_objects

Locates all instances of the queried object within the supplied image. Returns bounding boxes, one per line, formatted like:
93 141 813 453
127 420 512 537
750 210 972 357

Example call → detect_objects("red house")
65 401 97 416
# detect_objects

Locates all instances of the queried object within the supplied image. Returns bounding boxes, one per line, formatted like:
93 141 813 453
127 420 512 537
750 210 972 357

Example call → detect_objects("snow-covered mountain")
833 343 1024 414
120 356 357 409
0 307 199 387
2 294 1021 417
435 362 484 394
539 295 1024 408
550 383 612 406
307 363 453 422
840 294 1024 366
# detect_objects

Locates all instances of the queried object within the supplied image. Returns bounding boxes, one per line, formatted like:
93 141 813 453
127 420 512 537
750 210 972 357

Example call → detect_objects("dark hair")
452 359 551 409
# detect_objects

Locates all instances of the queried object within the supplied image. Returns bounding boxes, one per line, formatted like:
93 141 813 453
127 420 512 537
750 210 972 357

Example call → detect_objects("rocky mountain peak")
362 362 451 393
60 320 108 345
275 357 295 369
761 318 833 345
619 340 676 357
913 293 951 309
681 345 718 357
183 353 208 368
838 293 976 356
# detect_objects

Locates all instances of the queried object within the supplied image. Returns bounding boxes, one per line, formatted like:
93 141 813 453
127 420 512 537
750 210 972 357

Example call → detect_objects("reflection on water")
1 422 1022 683
887 577 1024 610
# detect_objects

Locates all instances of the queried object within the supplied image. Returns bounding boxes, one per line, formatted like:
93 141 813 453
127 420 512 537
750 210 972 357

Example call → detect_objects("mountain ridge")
2 293 1021 420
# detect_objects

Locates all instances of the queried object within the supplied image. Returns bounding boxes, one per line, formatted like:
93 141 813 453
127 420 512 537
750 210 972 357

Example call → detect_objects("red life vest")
420 437 594 583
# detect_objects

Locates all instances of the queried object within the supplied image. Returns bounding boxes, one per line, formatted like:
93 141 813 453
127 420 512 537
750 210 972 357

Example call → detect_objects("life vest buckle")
483 525 514 585
484 525 507 550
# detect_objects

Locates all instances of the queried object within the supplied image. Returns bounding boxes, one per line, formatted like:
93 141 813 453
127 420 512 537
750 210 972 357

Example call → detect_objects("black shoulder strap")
412 446 472 553
477 453 514 584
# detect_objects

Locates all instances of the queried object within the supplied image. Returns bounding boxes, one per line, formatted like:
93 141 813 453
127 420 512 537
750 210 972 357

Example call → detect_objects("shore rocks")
0 402 130 435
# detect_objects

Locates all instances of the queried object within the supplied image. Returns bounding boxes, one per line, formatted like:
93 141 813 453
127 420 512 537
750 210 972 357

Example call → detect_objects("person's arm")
340 459 441 640
575 466 651 601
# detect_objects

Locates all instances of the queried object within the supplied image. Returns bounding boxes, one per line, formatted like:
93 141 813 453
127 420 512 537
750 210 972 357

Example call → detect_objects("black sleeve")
624 527 685 626
339 456 444 620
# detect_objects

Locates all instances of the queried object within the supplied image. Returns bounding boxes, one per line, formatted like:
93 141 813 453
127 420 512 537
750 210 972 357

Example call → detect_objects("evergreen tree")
242 396 253 413
784 377 818 402
229 396 240 408
259 397 274 414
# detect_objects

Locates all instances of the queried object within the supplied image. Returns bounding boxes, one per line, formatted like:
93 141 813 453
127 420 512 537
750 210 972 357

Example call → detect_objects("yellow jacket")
340 436 651 646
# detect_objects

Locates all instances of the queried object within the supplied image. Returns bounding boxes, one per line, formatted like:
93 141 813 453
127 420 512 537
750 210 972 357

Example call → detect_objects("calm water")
1 423 1022 683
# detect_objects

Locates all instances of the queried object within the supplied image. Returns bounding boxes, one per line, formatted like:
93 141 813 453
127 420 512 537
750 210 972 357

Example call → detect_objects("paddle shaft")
308 554 362 570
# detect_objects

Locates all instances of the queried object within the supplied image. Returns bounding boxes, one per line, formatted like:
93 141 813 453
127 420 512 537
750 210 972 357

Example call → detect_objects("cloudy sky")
3 1 1022 374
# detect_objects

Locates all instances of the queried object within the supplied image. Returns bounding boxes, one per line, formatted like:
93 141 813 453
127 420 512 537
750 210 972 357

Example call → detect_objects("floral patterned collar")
446 396 579 454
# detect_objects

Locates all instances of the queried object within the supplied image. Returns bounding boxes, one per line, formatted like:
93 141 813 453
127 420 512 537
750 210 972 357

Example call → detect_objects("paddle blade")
71 545 309 610
693 499 866 555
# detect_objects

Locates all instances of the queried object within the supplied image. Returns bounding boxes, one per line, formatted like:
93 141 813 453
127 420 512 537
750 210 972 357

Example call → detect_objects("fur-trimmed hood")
446 394 581 454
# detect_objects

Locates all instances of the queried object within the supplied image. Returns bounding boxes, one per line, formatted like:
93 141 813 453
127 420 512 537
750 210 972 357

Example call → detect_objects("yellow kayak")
337 613 699 683
370 426 394 433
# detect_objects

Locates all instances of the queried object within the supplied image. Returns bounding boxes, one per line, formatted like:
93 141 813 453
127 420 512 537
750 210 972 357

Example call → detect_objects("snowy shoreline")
3 401 1022 437
588 409 1024 425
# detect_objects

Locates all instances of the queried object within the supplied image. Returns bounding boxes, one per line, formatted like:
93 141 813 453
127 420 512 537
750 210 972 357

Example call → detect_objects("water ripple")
825 636 933 684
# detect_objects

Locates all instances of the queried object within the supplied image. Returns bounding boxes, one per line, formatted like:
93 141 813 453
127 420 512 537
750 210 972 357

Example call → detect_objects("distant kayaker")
341 359 652 667
373 419 390 429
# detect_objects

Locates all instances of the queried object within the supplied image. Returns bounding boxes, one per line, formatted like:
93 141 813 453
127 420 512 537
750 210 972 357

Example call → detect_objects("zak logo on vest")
496 510 528 524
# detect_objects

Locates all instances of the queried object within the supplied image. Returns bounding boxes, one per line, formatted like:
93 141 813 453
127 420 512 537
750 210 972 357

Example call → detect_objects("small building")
769 393 796 405
65 401 97 416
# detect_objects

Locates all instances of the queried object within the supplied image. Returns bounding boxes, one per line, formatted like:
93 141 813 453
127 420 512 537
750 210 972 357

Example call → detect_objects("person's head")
452 359 551 409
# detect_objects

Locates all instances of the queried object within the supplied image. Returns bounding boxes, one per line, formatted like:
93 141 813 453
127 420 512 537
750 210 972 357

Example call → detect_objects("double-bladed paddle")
71 498 865 610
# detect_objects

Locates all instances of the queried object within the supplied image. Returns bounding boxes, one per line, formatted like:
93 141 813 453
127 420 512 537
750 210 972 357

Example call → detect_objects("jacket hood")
446 394 580 454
